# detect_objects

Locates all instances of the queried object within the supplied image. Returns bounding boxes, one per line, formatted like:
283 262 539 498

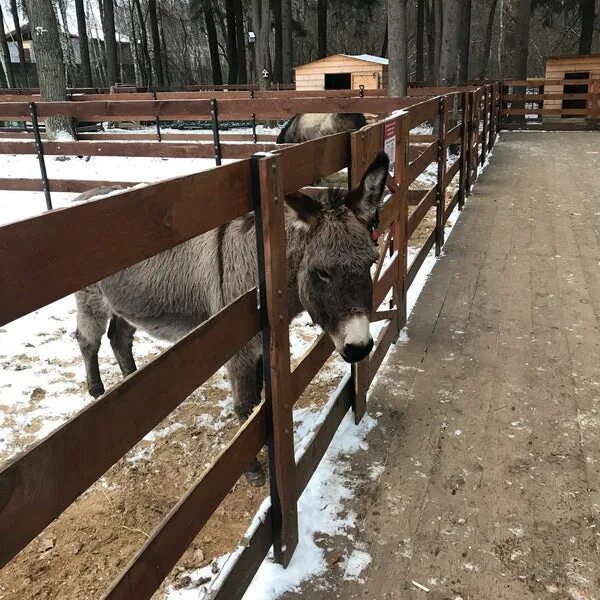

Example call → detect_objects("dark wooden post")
459 92 468 208
591 78 599 130
396 113 409 328
435 96 447 256
498 82 504 134
251 153 298 566
466 91 474 196
481 86 488 165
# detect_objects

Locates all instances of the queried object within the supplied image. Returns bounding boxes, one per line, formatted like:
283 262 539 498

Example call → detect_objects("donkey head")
286 151 390 363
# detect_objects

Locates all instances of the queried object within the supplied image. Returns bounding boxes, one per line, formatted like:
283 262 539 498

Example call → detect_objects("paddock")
0 85 599 599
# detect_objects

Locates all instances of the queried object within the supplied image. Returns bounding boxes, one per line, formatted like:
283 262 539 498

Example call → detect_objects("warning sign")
384 120 396 177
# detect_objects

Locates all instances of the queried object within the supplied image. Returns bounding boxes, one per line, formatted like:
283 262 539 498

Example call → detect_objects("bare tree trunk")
75 0 93 86
204 4 223 85
439 0 460 86
578 0 595 55
416 0 425 81
102 0 119 85
129 1 143 86
56 0 77 87
234 0 247 83
513 0 531 79
159 12 170 87
425 0 435 81
479 0 498 78
274 0 283 82
433 0 442 84
133 0 152 87
381 21 388 58
457 0 471 83
225 0 238 83
148 0 164 87
388 0 407 96
318 0 327 59
281 0 293 84
10 0 29 87
0 4 16 87
23 0 75 139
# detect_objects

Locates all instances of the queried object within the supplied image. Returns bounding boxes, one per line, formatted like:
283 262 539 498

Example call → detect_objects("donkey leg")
75 288 109 398
227 349 266 487
107 315 137 377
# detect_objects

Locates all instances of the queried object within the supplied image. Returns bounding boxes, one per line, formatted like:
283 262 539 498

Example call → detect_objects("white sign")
384 121 396 177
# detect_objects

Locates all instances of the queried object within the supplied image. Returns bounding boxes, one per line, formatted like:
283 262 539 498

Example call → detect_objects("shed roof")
296 53 389 70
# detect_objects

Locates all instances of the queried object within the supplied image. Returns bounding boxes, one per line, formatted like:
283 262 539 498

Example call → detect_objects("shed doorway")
562 72 589 114
325 73 351 89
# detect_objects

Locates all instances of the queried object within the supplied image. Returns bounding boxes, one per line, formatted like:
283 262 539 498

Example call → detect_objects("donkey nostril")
342 338 374 363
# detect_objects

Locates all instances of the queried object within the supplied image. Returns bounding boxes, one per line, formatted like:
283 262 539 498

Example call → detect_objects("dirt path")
287 132 600 599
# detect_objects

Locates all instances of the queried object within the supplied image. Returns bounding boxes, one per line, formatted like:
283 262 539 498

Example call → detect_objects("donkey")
276 113 366 144
74 151 389 485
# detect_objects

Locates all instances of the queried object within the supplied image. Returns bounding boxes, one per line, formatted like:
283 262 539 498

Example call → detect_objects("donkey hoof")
89 385 105 399
244 467 266 487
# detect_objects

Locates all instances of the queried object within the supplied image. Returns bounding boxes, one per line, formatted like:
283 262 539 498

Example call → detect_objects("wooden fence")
0 85 497 598
501 78 600 129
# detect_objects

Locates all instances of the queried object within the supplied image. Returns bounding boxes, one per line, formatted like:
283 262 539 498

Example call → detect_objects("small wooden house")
295 54 388 91
543 54 600 113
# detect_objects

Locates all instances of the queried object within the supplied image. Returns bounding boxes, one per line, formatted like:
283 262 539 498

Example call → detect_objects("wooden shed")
295 54 388 91
543 54 600 113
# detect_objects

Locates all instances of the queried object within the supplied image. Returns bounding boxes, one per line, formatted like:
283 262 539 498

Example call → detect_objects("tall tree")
425 0 435 81
388 0 407 96
0 4 16 88
318 0 327 59
225 0 238 83
75 0 93 86
234 0 247 83
10 0 29 87
102 0 119 85
433 0 442 83
133 0 152 87
416 0 425 81
252 0 271 88
457 0 471 83
513 0 532 78
148 0 165 86
578 0 595 54
281 0 293 83
23 0 75 139
439 0 461 85
479 0 498 78
274 0 283 82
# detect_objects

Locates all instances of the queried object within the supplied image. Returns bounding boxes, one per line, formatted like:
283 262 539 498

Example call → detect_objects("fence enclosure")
0 85 499 598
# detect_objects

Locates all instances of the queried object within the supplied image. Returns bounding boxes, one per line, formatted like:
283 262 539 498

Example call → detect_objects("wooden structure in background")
295 54 388 91
0 86 499 599
544 55 600 113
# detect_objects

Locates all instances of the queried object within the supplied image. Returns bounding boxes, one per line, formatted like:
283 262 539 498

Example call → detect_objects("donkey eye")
314 268 330 281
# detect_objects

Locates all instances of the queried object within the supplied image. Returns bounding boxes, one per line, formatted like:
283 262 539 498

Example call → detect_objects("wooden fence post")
350 130 369 424
459 92 468 209
466 92 474 196
435 97 447 256
498 82 504 134
396 114 409 330
251 153 298 566
591 78 599 130
481 87 488 166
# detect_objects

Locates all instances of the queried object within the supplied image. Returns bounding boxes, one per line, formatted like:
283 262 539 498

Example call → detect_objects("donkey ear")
346 151 390 224
284 191 322 230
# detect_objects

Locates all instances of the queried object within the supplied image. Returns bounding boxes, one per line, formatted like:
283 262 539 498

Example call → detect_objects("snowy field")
0 134 486 599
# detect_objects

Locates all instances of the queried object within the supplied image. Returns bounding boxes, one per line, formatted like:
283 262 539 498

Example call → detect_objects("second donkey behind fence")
75 152 389 485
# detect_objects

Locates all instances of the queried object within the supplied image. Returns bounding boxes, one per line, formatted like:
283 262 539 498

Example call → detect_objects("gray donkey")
276 113 366 143
75 151 389 485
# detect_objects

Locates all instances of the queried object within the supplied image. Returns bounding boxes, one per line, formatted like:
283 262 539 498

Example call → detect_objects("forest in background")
0 0 598 92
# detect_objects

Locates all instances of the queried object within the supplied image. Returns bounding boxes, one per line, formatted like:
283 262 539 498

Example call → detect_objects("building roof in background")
343 54 389 65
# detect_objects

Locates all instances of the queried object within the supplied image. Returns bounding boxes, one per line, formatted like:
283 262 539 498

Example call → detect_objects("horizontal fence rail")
0 84 500 599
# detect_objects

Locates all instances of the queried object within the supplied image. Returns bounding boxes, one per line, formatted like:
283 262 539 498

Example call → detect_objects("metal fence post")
250 153 298 567
211 99 222 166
29 102 52 210
250 89 258 143
151 90 162 142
